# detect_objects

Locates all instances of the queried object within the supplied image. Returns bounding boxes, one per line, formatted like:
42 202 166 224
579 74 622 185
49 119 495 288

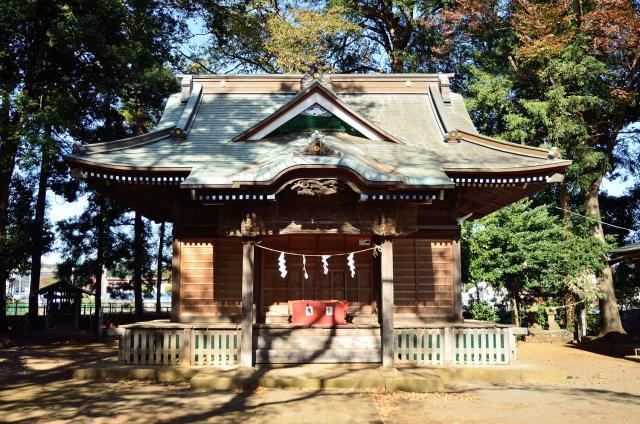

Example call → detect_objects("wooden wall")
174 238 242 323
393 238 458 321
171 234 462 324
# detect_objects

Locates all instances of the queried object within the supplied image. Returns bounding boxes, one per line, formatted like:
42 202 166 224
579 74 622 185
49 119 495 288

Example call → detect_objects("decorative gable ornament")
297 131 339 157
301 104 332 117
300 71 333 91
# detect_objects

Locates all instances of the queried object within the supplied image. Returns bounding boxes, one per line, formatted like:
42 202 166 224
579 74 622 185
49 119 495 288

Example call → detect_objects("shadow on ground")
2 336 640 423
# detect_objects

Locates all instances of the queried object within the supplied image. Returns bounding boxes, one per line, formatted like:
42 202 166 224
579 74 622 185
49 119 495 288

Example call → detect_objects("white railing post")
181 327 192 366
443 327 454 364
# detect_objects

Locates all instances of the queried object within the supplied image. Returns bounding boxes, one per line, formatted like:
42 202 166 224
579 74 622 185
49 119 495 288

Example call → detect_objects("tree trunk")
27 154 49 333
133 212 144 322
156 222 165 314
0 271 5 334
559 182 570 224
94 197 105 338
511 292 520 326
585 175 626 335
0 92 19 334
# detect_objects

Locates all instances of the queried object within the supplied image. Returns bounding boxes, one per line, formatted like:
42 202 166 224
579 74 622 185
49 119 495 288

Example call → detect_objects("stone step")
255 327 381 337
255 348 382 364
254 335 381 350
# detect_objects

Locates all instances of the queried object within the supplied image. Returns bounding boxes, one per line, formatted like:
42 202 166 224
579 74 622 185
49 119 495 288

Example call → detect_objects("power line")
554 206 635 232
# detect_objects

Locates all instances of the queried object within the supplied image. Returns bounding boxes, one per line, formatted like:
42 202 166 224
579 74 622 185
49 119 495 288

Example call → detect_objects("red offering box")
290 300 349 326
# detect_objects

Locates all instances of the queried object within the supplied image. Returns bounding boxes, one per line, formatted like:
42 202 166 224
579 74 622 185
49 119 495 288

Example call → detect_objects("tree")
0 0 182 332
332 0 456 72
57 192 130 336
133 213 145 321
446 0 640 334
0 174 41 332
178 1 373 73
179 1 460 73
466 200 606 325
154 222 174 314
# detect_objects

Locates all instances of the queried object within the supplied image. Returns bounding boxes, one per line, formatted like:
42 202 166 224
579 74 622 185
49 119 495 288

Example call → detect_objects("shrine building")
66 73 570 367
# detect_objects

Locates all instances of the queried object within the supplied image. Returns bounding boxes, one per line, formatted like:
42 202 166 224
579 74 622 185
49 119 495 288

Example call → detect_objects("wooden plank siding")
177 238 243 322
392 239 455 319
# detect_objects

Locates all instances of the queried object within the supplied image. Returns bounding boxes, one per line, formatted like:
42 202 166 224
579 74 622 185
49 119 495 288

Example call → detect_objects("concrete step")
255 348 382 364
624 355 640 363
264 315 290 324
254 335 381 350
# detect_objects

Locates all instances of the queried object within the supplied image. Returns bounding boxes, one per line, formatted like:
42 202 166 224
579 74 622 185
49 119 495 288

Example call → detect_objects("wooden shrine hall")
66 73 570 367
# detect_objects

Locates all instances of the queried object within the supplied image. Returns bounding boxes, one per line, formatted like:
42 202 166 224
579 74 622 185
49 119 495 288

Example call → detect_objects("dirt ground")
0 336 638 424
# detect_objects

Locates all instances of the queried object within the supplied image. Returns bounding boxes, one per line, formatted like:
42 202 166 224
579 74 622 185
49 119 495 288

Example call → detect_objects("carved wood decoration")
241 212 265 237
296 131 339 157
372 214 397 236
300 72 333 91
289 178 345 198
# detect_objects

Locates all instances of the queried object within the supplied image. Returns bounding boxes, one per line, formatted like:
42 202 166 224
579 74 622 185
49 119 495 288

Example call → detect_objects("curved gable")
232 82 402 143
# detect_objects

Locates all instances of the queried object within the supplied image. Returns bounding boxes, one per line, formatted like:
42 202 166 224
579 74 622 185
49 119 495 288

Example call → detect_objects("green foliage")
182 0 457 73
464 299 499 323
0 0 182 328
466 200 607 304
613 261 640 309
180 1 372 73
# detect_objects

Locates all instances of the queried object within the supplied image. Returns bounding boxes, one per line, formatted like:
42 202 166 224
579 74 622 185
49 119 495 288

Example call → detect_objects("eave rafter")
70 166 190 186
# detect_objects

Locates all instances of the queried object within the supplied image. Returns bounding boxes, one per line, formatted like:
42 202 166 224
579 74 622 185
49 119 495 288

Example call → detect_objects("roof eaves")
64 155 192 173
70 127 174 156
452 130 564 160
442 161 572 174
36 281 94 296
610 243 640 255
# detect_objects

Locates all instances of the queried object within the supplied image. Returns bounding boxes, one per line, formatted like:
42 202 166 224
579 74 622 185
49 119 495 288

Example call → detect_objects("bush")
464 299 499 323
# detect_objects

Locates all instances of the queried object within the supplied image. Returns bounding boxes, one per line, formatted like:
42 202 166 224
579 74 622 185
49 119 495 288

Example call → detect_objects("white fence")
120 325 240 366
120 324 518 367
395 328 444 365
394 326 517 365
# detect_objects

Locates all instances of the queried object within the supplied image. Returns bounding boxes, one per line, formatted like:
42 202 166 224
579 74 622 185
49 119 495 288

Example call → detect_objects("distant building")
6 263 57 300
463 282 508 308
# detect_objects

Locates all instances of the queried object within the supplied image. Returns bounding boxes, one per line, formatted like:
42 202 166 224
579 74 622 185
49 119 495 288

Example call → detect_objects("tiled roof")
66 74 570 188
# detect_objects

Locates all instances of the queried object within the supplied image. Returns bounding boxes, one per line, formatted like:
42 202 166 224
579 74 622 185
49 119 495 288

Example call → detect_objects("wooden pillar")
381 240 395 367
241 241 255 368
452 239 463 322
171 238 181 323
